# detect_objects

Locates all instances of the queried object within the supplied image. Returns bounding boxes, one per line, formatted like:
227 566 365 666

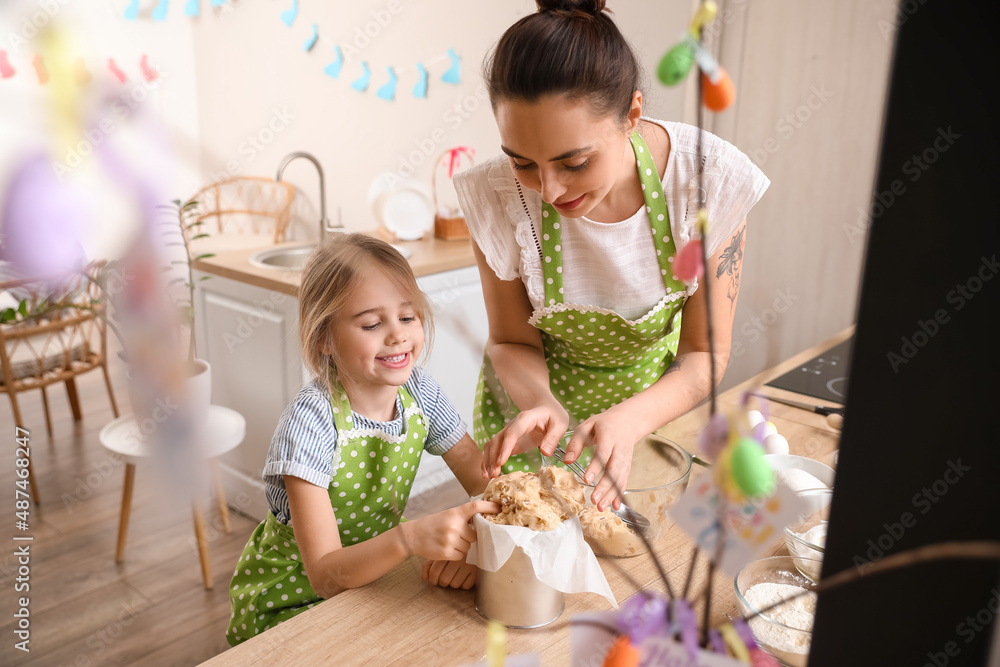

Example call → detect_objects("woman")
454 0 769 511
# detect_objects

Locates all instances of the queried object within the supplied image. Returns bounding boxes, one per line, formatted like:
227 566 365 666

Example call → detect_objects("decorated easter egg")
702 66 735 111
699 411 729 459
746 409 765 428
712 445 745 502
752 421 777 442
602 635 640 667
657 42 694 86
730 437 775 497
673 238 704 281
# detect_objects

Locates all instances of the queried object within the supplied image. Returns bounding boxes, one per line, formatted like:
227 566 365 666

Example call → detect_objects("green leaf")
1 308 16 323
198 275 212 282
182 200 199 210
190 234 210 241
186 220 206 228
193 253 216 261
171 199 181 206
17 300 28 317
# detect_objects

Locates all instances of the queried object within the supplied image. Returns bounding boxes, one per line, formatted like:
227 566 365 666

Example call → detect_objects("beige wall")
0 0 202 260
188 1 691 241
0 1 900 392
705 0 898 390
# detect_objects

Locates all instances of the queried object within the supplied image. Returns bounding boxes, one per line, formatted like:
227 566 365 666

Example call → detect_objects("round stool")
99 405 246 589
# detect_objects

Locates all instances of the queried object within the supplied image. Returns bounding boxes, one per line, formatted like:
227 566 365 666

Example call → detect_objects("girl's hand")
482 404 570 478
422 558 479 589
565 408 639 512
400 500 500 561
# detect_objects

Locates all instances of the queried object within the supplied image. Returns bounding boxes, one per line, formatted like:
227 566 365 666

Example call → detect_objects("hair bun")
536 0 607 18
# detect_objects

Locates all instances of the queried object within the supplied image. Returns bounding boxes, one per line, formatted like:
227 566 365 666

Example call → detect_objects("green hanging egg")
657 42 694 86
730 437 775 497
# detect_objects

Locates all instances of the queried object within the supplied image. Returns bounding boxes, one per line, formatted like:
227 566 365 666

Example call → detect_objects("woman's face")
495 94 634 219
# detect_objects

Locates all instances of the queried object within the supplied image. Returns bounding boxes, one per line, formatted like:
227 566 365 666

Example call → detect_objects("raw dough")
483 467 586 531
579 506 644 557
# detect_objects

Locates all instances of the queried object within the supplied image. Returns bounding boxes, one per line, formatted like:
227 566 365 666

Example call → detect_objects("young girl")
454 0 770 509
226 234 498 646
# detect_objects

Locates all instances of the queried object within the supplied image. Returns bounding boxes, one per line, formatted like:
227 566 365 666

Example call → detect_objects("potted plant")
141 197 215 425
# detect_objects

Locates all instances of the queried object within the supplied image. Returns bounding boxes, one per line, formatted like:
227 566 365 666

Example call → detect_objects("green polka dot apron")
226 384 427 646
473 132 688 474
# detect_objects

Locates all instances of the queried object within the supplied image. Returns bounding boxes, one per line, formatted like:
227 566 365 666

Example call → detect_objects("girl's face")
330 265 424 394
495 94 636 219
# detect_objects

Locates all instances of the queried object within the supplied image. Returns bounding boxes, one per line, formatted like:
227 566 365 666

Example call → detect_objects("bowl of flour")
734 555 821 667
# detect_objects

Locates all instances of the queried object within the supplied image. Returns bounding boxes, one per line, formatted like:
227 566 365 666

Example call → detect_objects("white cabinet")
194 264 488 521
411 266 488 499
192 272 304 522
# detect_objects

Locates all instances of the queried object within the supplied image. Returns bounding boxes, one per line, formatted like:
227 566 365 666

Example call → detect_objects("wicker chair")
0 263 120 504
189 177 296 243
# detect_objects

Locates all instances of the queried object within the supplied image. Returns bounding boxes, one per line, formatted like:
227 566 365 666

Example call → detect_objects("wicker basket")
432 147 474 240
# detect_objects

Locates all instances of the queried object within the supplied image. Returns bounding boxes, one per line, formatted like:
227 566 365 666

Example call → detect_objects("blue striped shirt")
263 367 467 524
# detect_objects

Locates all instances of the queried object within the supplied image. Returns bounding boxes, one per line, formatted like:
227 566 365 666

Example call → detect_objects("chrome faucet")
276 151 342 243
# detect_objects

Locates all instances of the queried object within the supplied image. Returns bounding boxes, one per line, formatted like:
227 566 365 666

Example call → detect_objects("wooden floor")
0 352 471 666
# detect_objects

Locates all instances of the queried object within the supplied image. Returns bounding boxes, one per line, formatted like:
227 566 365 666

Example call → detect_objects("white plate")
369 172 434 240
383 190 434 240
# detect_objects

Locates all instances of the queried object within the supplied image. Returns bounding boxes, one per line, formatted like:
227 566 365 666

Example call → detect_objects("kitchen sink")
248 245 318 271
249 242 412 271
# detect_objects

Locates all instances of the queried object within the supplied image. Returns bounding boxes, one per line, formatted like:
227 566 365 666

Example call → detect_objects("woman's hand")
422 557 479 589
564 407 639 512
482 403 570 478
399 500 500 561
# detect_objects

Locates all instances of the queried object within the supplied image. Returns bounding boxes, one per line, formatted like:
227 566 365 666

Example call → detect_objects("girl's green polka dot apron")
226 385 427 646
473 132 688 474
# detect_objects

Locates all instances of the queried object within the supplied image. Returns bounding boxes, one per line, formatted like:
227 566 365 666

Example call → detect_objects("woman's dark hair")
484 0 643 123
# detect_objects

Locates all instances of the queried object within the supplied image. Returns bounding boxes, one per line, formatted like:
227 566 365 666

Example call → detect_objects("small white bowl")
764 454 835 492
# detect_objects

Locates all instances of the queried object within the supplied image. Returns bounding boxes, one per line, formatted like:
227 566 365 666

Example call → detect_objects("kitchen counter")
201 328 850 666
191 234 477 297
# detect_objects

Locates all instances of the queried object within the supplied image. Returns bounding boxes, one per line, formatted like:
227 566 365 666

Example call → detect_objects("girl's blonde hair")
298 234 433 393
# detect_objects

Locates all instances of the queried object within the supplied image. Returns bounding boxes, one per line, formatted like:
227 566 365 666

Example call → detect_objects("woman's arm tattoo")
716 225 746 312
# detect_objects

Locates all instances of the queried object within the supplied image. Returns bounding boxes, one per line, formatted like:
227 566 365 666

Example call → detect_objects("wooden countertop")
201 328 851 666
191 234 477 298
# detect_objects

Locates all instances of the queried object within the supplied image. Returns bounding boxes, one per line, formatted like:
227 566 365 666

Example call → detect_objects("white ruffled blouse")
454 118 770 321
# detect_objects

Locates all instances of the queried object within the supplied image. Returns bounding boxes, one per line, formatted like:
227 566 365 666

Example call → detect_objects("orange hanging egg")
702 66 735 112
602 635 640 667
